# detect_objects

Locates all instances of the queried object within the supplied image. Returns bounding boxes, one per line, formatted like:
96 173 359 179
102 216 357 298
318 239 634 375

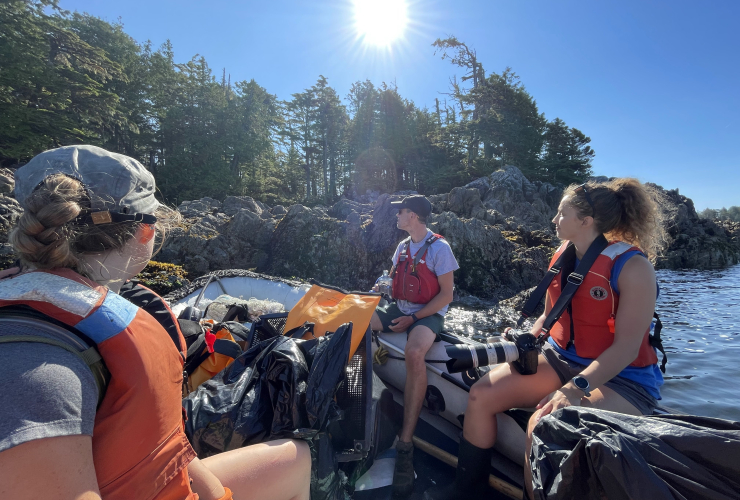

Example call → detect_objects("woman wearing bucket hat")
0 146 310 500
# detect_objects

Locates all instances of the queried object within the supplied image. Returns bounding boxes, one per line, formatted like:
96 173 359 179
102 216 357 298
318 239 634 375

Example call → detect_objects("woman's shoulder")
0 328 97 453
616 250 656 288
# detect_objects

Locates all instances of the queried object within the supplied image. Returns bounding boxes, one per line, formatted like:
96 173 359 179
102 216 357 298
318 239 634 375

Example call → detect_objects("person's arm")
0 266 20 279
538 256 657 416
0 435 102 500
389 271 454 332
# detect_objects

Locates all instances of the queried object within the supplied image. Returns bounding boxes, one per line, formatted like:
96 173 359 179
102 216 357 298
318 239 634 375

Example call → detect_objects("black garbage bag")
184 334 310 457
300 431 351 500
294 324 354 500
184 322 354 500
530 407 740 500
305 324 352 429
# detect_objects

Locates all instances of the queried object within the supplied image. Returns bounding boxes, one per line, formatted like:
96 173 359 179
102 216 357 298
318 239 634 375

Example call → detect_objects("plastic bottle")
377 270 393 297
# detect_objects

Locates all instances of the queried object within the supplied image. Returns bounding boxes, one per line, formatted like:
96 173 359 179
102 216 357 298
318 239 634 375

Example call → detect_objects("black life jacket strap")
650 312 668 373
178 318 204 349
400 237 412 257
119 280 185 358
392 237 413 278
516 244 574 328
183 332 243 375
541 234 610 335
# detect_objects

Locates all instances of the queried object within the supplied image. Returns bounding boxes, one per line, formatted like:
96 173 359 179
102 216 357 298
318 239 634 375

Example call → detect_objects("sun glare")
354 0 408 47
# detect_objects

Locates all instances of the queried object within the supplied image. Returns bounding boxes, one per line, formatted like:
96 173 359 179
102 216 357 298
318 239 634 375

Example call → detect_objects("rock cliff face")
154 166 559 300
0 166 738 301
0 169 20 269
654 186 740 269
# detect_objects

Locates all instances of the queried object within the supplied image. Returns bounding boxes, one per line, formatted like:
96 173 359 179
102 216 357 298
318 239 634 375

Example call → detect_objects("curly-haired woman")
425 179 666 500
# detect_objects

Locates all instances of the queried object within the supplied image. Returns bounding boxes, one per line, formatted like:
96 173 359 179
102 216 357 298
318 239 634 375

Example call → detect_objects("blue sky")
59 0 739 210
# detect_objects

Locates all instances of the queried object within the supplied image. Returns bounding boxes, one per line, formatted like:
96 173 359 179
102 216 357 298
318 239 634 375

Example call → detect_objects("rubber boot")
392 440 415 498
423 437 494 500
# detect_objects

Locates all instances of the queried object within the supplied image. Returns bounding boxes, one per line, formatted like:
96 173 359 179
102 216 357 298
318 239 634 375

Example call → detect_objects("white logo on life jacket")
590 286 608 300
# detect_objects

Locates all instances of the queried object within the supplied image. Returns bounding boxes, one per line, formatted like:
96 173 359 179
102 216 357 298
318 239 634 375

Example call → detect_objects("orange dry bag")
284 284 380 358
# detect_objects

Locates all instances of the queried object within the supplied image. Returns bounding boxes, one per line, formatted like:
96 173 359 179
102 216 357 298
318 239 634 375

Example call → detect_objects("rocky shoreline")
1 166 738 301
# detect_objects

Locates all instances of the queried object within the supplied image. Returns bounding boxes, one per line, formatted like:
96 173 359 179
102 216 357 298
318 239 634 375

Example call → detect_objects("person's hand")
390 315 414 332
535 387 582 422
371 283 380 292
502 327 513 341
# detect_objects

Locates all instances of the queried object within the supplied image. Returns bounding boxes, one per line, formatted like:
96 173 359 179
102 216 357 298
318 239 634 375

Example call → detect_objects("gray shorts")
540 341 658 415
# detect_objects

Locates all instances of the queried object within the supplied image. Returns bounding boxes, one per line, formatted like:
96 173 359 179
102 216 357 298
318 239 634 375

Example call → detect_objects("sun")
354 0 408 47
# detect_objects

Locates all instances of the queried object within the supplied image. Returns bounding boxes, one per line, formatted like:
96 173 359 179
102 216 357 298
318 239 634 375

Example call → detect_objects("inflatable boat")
166 270 530 497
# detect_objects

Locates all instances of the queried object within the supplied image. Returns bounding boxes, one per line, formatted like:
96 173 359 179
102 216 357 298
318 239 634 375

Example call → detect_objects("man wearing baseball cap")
370 194 459 498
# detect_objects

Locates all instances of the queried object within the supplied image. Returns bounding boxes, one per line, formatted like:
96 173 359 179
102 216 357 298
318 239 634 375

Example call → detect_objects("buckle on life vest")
548 266 561 276
204 330 216 354
567 272 584 285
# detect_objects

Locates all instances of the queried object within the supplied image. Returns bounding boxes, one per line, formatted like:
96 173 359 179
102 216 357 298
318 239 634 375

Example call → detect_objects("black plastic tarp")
530 407 740 500
184 323 354 500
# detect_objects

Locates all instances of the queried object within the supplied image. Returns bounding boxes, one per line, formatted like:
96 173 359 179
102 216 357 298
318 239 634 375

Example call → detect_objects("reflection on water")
445 264 740 421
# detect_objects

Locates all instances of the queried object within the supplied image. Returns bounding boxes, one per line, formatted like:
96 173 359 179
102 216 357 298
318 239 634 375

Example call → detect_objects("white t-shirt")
391 229 459 316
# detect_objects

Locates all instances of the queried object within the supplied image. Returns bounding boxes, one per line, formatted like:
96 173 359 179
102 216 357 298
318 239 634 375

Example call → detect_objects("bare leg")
399 325 437 442
370 311 384 332
523 385 644 499
463 354 563 449
201 439 311 500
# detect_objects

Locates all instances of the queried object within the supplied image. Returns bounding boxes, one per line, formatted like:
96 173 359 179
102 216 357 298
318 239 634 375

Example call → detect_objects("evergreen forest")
1 0 596 206
699 207 740 222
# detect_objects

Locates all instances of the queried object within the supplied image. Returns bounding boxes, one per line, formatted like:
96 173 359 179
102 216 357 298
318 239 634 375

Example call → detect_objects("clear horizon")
57 0 739 210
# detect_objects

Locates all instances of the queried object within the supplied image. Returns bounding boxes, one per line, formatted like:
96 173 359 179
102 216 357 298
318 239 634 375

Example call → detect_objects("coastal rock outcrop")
0 171 20 268
1 165 738 300
654 186 740 269
465 166 562 231
156 168 559 299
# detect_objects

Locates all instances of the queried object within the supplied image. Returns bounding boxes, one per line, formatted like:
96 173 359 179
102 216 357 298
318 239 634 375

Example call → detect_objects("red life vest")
0 269 196 500
391 234 443 304
547 241 659 367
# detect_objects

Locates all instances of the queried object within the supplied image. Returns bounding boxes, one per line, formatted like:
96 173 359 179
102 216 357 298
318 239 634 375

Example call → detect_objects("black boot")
423 437 493 500
392 440 415 498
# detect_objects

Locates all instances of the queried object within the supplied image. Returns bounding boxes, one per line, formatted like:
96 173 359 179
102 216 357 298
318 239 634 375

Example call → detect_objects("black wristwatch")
572 375 591 397
411 313 419 322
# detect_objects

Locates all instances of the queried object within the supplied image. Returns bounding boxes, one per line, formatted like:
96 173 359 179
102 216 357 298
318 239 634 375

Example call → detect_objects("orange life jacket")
547 241 659 367
391 234 443 304
0 268 196 500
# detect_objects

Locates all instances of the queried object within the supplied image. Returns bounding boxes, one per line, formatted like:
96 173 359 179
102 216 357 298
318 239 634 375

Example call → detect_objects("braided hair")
10 174 178 271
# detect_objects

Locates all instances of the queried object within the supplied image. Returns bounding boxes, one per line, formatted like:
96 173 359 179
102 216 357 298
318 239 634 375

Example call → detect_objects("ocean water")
444 264 740 422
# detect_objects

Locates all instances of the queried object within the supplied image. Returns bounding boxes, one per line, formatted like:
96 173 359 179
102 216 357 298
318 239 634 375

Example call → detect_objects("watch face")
574 376 588 389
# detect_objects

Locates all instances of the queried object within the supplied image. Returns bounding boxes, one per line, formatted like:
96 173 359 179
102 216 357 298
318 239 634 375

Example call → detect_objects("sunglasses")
576 183 595 217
